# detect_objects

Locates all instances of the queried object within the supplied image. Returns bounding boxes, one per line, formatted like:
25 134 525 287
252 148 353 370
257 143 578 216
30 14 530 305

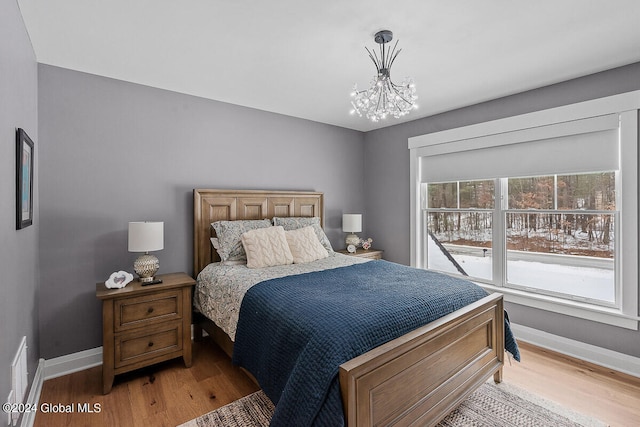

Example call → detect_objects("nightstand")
96 272 196 394
337 248 384 260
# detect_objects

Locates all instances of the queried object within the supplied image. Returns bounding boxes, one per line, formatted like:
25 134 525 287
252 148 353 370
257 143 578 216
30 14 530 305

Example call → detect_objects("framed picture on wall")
16 128 34 230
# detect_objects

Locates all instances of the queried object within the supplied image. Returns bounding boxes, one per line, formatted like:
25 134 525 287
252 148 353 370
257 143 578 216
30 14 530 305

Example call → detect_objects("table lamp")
342 214 362 248
128 221 164 283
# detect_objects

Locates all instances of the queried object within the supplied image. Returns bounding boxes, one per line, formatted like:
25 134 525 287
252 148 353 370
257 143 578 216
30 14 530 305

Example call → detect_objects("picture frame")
16 128 34 230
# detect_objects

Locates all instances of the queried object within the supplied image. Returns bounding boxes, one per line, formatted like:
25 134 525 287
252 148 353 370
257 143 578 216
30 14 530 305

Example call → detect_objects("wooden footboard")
339 293 504 427
196 293 504 426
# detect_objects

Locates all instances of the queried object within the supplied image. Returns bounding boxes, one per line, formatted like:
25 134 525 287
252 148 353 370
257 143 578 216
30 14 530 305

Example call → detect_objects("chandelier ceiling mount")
350 30 418 122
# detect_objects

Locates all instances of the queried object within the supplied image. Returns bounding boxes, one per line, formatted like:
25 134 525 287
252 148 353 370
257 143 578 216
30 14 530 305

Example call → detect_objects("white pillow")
241 226 293 269
272 217 334 253
211 219 272 262
285 226 329 264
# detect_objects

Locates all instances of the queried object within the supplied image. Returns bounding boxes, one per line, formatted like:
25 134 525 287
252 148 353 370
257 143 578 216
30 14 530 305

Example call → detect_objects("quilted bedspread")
232 260 520 427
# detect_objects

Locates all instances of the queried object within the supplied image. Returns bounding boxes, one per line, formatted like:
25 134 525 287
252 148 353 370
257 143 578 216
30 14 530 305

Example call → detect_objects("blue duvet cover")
232 260 519 426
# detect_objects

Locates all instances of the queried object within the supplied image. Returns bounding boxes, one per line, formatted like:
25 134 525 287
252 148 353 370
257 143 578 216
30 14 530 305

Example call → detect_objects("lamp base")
345 233 360 247
134 253 159 283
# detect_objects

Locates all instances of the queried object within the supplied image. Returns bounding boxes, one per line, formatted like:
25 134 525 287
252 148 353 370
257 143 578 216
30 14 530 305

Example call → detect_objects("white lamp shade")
342 214 362 233
128 221 164 252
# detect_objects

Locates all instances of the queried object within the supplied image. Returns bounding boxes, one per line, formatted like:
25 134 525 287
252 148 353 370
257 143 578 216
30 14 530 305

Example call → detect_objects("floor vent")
10 336 28 425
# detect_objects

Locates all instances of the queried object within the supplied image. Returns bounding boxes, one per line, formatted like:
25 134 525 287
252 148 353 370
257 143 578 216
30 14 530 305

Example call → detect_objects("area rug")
178 381 606 427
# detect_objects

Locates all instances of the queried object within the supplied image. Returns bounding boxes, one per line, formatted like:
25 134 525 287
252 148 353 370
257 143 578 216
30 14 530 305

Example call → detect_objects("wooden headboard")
193 189 324 276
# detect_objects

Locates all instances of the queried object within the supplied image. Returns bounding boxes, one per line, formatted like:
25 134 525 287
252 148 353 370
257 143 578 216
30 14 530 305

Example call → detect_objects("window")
410 92 639 329
506 172 615 304
425 172 616 306
425 179 494 282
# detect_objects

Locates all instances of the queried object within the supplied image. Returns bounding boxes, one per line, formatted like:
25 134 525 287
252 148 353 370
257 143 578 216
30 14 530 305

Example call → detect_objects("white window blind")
419 114 619 182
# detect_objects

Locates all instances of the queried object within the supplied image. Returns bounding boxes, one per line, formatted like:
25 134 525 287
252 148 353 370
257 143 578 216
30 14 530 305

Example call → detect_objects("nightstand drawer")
114 289 182 332
115 323 182 368
338 249 384 260
355 250 383 260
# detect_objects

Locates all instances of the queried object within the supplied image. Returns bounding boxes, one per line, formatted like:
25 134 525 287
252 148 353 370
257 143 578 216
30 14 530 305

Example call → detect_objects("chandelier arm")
366 47 381 70
388 47 402 71
386 40 400 69
375 87 384 114
383 81 393 112
390 83 414 105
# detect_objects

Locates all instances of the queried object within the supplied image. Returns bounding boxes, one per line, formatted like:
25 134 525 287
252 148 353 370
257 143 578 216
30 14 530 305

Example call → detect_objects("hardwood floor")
34 338 640 427
34 337 259 427
503 341 640 427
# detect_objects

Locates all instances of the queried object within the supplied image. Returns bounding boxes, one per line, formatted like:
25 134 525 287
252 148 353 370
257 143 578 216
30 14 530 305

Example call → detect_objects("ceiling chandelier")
350 30 418 122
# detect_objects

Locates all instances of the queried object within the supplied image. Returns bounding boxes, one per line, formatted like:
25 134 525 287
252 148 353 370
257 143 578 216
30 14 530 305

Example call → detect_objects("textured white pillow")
273 216 334 253
211 219 272 262
285 226 329 264
241 226 293 269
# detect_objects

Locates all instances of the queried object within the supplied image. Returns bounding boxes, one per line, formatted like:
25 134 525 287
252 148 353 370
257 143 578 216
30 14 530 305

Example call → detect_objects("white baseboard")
511 323 640 378
43 347 103 380
39 326 202 381
19 348 102 427
19 359 44 427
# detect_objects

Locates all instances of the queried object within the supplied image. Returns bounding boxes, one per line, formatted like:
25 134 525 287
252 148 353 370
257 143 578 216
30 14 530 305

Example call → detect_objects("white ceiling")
17 0 640 132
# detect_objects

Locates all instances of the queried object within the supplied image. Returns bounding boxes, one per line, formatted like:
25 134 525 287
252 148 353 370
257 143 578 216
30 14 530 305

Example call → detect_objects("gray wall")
37 65 365 359
0 0 40 408
363 62 640 357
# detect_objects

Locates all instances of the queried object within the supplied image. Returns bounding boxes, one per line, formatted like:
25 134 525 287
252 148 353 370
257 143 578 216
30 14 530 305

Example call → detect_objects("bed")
192 189 515 426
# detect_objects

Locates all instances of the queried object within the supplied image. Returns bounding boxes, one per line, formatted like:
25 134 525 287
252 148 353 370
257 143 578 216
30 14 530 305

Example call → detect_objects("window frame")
409 91 640 330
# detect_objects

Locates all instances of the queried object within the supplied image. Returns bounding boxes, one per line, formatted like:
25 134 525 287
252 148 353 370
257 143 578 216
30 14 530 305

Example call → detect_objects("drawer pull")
148 341 154 347
147 307 154 314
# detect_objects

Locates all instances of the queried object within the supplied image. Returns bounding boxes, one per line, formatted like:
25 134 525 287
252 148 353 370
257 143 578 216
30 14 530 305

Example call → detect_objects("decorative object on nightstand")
105 270 134 289
342 214 362 248
361 237 373 250
128 221 163 283
96 272 196 394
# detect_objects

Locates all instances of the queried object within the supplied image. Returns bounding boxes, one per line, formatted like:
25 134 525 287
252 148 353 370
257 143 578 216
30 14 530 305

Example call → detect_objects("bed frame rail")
339 293 504 427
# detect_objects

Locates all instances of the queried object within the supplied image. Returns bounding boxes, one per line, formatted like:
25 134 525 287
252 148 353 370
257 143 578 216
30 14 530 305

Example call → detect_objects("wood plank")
503 341 640 427
35 338 258 427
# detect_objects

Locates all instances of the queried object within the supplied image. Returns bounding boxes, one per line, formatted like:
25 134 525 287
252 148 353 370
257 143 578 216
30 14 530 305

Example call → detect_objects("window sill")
479 283 639 330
